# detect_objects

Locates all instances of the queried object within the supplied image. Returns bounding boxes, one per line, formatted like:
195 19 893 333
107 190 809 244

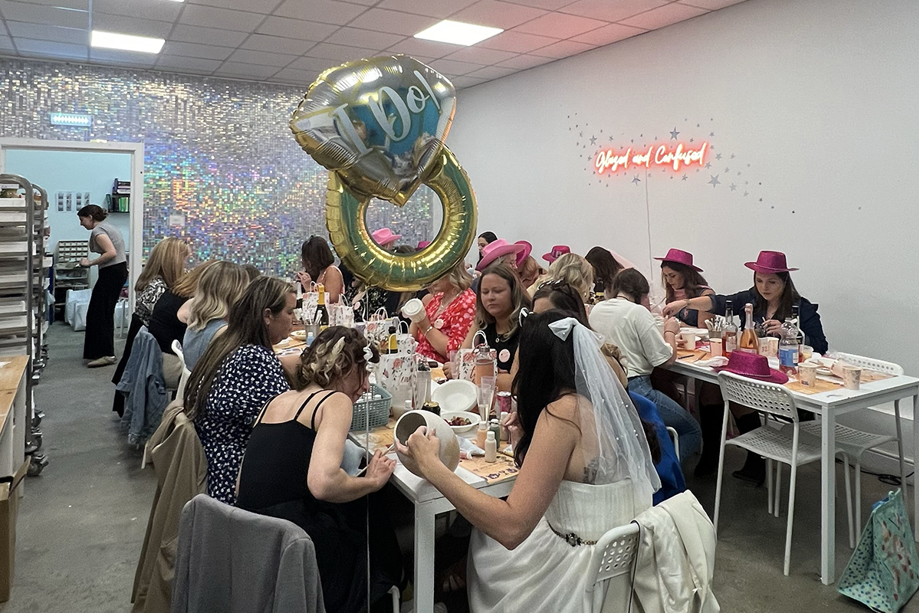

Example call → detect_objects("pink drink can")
496 391 512 415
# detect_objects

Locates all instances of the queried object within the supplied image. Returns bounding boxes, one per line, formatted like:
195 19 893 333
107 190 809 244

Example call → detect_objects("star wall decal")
709 175 720 188
632 175 641 185
729 183 737 191
589 135 597 145
670 128 680 139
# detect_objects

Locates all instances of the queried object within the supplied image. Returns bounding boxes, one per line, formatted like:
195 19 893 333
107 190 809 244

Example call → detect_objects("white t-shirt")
588 298 673 378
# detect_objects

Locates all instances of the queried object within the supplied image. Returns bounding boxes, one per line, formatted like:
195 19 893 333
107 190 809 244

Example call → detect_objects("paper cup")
680 332 697 349
842 366 862 390
759 337 779 358
710 338 723 357
798 363 818 387
401 297 425 322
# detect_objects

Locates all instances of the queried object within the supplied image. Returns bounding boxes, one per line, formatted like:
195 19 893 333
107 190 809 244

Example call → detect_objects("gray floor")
2 323 918 612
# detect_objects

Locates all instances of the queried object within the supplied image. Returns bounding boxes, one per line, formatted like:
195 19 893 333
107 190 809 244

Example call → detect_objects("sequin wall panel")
0 58 439 277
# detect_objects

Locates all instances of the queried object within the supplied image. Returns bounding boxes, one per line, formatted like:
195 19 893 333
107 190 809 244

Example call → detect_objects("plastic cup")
801 344 814 361
759 337 779 358
680 332 697 349
401 298 425 322
710 338 723 357
842 366 862 390
798 363 818 387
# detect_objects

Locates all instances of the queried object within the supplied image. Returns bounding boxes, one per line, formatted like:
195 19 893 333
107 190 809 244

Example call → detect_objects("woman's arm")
399 397 578 550
307 394 394 502
81 232 117 267
324 267 343 304
696 289 716 327
663 294 715 317
177 298 194 324
799 300 828 354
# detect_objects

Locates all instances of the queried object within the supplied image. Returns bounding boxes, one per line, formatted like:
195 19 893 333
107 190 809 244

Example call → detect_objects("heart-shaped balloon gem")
290 55 456 206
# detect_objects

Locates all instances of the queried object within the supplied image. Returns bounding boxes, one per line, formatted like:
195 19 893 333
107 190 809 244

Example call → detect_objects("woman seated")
450 263 530 391
527 252 594 303
585 246 623 303
410 261 476 363
184 276 295 505
236 327 400 613
398 310 660 612
182 261 250 372
589 269 702 462
296 236 343 303
656 248 714 328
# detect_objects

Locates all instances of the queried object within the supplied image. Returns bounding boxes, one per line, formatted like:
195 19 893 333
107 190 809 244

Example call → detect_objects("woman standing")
78 205 127 367
409 261 476 363
585 246 623 303
296 236 343 304
476 231 497 262
656 248 715 327
184 276 296 505
182 261 251 371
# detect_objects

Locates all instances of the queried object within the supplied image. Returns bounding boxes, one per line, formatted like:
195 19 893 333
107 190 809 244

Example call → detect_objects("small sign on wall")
168 214 185 228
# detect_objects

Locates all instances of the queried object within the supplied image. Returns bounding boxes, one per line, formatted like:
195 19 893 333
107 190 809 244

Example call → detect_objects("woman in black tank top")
237 327 401 613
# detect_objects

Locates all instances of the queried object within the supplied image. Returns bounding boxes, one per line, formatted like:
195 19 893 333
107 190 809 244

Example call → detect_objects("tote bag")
838 489 919 612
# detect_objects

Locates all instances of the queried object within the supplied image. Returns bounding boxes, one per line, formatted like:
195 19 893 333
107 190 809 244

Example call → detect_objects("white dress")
467 479 651 613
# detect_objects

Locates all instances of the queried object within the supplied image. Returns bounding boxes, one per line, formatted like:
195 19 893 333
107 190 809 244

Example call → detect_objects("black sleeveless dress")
236 391 401 613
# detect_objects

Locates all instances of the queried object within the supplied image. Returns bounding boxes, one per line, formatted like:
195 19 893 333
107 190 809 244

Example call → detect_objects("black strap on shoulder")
310 390 338 430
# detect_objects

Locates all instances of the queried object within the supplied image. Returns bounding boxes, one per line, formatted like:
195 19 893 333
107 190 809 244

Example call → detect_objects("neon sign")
595 142 708 175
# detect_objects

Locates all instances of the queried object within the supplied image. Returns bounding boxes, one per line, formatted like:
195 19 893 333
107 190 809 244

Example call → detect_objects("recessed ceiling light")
414 20 502 46
91 30 165 54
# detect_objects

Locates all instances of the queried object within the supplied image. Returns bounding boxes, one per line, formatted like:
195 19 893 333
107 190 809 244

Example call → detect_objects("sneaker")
87 356 116 368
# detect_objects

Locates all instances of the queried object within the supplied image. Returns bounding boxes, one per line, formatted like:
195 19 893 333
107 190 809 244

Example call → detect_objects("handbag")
838 489 919 612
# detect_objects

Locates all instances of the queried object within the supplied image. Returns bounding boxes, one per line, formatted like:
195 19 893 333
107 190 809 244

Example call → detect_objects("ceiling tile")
92 13 173 39
241 33 314 55
214 61 280 78
503 0 578 8
476 30 556 53
162 40 234 60
303 42 376 63
287 55 339 72
330 27 405 50
256 15 338 41
5 21 86 45
226 48 297 67
187 0 283 13
619 3 708 29
0 2 88 28
385 37 461 59
680 0 747 8
428 58 486 76
0 35 13 50
513 12 605 37
450 75 488 89
8 0 86 9
92 0 183 22
156 54 222 72
560 0 667 22
273 0 367 25
178 5 264 32
464 64 517 80
90 47 158 65
347 9 440 36
14 37 87 58
376 0 479 18
527 38 593 58
169 24 249 47
449 1 547 30
270 67 319 84
495 53 554 69
335 0 377 5
443 45 516 64
570 22 645 45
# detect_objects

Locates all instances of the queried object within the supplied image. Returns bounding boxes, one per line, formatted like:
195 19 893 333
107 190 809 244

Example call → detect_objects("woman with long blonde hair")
527 252 594 304
182 261 251 371
409 260 476 362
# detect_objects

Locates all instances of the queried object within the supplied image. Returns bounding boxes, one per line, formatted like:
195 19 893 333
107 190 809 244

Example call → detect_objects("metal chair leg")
774 463 782 517
784 463 799 576
766 458 774 514
713 403 730 535
843 453 854 549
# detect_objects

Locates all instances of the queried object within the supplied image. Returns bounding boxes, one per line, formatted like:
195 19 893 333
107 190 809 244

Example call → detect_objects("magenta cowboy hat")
417 240 431 250
713 350 789 384
371 228 402 247
542 245 570 264
514 241 532 267
655 248 702 272
744 250 798 274
477 239 525 271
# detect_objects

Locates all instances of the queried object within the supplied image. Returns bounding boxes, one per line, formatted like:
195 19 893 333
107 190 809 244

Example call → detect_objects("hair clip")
518 307 530 327
363 343 375 371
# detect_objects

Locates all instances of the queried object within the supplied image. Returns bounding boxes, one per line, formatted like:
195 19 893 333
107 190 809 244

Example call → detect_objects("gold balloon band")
326 146 477 292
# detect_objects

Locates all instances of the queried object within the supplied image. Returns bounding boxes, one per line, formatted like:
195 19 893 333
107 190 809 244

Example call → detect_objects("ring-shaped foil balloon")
290 54 477 291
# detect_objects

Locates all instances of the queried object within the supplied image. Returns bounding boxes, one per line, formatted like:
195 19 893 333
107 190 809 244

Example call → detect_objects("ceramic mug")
395 410 460 478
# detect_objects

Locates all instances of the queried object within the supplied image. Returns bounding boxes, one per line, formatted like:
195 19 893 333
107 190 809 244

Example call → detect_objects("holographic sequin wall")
0 58 440 277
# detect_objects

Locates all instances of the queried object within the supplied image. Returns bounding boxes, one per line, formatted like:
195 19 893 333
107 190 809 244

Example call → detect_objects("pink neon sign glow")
594 142 709 175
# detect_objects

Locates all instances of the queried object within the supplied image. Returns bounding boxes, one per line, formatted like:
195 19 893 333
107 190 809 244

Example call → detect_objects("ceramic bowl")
394 410 460 477
431 379 478 413
441 411 480 434
290 330 306 341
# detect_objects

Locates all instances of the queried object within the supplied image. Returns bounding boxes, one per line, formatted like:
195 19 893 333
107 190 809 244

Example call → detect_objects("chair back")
717 372 799 422
588 522 640 613
171 339 192 401
831 352 903 376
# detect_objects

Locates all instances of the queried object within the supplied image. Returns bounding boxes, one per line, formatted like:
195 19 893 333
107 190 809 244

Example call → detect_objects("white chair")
171 339 191 402
666 426 680 461
587 522 640 613
714 372 853 576
797 352 907 541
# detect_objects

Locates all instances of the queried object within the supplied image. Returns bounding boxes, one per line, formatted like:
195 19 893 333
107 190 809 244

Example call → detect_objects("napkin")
696 356 729 368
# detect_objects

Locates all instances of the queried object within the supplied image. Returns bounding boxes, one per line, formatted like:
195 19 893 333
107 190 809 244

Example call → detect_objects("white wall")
449 0 919 468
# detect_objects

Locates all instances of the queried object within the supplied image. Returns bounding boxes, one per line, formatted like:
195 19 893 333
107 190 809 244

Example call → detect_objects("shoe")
694 404 723 477
87 356 116 368
732 452 766 485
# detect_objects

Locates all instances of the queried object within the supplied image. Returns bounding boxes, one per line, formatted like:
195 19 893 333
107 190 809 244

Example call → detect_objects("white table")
667 358 919 585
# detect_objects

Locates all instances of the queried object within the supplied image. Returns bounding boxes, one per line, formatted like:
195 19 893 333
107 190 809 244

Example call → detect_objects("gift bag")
454 349 477 382
376 352 416 410
396 321 417 355
363 309 393 347
838 489 919 612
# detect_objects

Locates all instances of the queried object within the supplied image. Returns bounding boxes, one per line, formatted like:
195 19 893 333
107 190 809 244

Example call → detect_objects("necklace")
435 289 460 316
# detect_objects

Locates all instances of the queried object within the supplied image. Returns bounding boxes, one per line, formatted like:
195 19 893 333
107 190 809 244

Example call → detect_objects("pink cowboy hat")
371 228 402 247
542 245 570 264
477 239 525 271
713 350 788 384
514 241 532 267
655 248 702 272
417 240 431 250
744 250 798 274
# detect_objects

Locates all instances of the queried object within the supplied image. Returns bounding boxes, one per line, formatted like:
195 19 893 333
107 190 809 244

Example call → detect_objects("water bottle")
778 321 798 376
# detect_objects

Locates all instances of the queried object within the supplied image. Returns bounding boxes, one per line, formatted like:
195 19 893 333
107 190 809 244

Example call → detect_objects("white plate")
442 410 480 433
431 379 478 414
290 330 306 341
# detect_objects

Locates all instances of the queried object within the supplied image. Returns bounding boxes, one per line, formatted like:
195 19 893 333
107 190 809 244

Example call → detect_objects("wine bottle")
739 302 759 352
387 326 398 354
722 300 738 357
315 283 329 330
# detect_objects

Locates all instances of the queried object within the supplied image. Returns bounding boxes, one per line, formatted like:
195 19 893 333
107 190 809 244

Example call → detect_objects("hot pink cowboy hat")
371 228 402 247
514 241 532 267
542 245 570 264
477 239 525 271
416 240 431 250
713 350 789 384
655 248 702 272
744 250 798 274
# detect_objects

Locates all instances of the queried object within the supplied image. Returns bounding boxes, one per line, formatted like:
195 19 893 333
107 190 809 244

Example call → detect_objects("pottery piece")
395 410 460 477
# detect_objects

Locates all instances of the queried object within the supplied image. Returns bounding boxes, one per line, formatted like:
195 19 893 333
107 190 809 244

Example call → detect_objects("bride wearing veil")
397 309 660 611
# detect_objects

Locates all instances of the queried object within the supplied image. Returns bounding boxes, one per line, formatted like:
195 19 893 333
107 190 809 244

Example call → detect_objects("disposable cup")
842 366 862 390
798 363 818 387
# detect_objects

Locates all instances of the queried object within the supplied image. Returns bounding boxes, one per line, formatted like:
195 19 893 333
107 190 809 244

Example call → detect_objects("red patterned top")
415 288 477 363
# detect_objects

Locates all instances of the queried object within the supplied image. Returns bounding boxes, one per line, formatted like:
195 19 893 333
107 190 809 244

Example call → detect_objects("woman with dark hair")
77 204 127 367
185 276 296 505
585 246 623 303
297 236 343 303
476 231 497 262
398 310 659 611
655 248 715 327
237 327 402 613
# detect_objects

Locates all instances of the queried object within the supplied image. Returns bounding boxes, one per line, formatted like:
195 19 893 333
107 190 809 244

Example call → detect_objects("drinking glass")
478 376 496 421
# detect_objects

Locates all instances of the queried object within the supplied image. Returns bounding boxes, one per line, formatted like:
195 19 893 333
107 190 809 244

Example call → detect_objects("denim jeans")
628 375 701 462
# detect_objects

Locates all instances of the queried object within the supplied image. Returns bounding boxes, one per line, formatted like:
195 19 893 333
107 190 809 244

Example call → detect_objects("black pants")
83 262 127 359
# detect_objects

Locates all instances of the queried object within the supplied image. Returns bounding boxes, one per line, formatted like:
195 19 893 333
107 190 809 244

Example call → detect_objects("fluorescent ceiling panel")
414 20 502 46
91 30 165 53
